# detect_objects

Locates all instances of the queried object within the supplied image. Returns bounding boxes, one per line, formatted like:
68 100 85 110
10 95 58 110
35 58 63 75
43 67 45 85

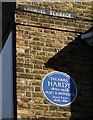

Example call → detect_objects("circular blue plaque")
42 71 77 106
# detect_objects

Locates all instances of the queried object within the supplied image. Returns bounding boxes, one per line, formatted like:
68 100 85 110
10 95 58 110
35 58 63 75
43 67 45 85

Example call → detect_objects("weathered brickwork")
15 1 93 119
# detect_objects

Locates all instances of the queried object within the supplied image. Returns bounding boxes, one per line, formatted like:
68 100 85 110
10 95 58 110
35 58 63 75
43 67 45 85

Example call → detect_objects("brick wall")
15 1 93 119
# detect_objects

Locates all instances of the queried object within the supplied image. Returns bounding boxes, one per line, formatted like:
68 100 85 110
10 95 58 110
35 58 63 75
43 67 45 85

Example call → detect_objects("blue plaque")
42 71 77 106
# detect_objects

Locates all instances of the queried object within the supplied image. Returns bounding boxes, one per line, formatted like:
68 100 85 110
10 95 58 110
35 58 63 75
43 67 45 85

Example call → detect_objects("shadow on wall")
45 36 93 119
